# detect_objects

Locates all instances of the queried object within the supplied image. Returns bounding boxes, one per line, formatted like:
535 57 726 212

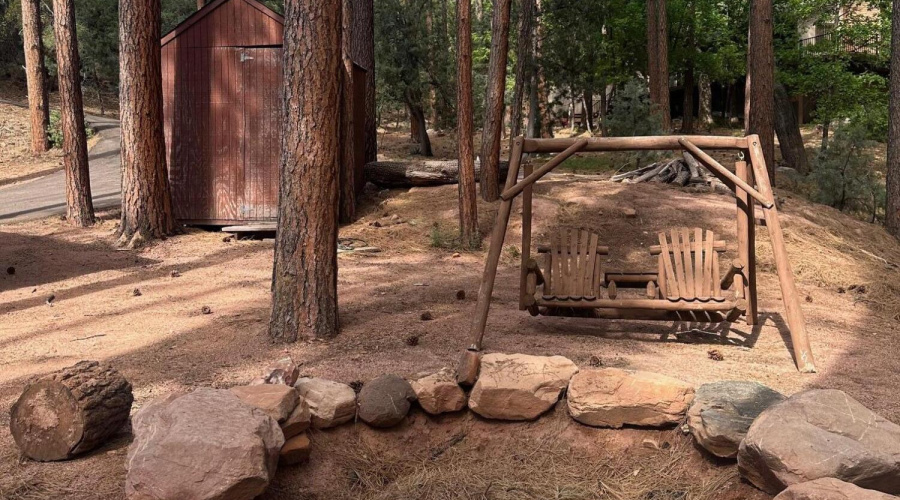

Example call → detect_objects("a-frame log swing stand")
456 134 816 382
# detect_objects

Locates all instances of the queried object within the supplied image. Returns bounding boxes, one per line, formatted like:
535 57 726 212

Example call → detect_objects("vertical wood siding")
161 0 283 223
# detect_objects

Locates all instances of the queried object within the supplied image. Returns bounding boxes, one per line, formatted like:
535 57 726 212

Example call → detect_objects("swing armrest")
526 259 544 286
720 260 745 292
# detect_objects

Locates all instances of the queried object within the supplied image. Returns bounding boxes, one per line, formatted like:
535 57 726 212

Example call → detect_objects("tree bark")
270 0 341 342
21 0 49 154
774 83 809 174
407 99 433 156
53 0 94 227
339 0 356 223
682 66 695 133
745 0 776 184
479 0 512 201
821 121 830 152
10 361 132 462
582 89 594 132
647 0 669 130
117 0 175 247
365 159 508 187
887 0 900 236
698 73 712 129
351 0 377 164
457 0 478 245
509 0 535 150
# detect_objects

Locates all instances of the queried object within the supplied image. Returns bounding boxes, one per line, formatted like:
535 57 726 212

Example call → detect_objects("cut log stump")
10 360 133 461
364 160 510 187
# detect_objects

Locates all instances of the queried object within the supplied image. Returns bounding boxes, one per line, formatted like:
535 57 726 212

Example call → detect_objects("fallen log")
364 159 510 187
10 360 133 461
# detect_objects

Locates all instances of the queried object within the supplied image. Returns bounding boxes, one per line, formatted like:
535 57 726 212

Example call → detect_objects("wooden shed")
161 0 368 225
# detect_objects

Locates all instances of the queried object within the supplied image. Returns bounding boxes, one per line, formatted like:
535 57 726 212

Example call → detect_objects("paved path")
0 111 122 224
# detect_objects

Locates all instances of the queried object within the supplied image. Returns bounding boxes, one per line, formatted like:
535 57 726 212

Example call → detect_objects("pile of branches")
612 152 728 192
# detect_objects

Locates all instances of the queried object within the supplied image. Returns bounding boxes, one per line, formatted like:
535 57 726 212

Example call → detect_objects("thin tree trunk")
407 99 433 156
339 0 356 223
745 0 775 183
886 0 900 237
457 0 478 245
270 0 341 342
599 80 608 136
53 0 94 227
509 0 534 150
646 0 658 104
534 0 552 138
351 0 377 164
698 73 712 129
21 0 49 154
655 0 669 130
479 0 512 201
527 64 539 138
117 0 175 246
774 82 809 174
821 121 830 152
682 66 695 133
583 89 593 132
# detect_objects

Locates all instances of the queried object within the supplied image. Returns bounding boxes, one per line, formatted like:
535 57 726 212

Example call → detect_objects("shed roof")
161 0 284 48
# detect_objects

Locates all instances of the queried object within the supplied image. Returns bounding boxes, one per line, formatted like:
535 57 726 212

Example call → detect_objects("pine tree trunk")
745 0 775 184
52 0 94 227
534 0 552 138
339 0 356 223
407 99 433 156
351 0 377 164
646 0 658 104
774 83 809 174
457 0 478 245
582 89 593 131
698 73 712 129
885 0 900 237
654 0 669 130
821 121 830 152
479 0 512 201
270 0 341 342
509 0 534 150
117 0 175 247
682 66 694 133
21 0 49 154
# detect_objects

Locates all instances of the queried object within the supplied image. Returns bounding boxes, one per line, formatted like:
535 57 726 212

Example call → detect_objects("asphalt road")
0 112 122 224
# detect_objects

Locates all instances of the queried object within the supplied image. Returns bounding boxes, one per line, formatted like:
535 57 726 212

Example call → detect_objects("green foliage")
605 79 663 138
808 120 884 221
48 110 96 149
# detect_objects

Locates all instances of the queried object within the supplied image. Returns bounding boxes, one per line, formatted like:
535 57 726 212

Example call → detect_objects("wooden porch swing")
457 134 817 378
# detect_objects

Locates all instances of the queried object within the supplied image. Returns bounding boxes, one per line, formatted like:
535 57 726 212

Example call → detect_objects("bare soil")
2 161 900 498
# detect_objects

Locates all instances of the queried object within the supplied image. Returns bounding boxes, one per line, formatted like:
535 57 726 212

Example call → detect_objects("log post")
10 361 133 461
465 137 523 352
747 136 816 373
519 158 533 310
735 160 758 324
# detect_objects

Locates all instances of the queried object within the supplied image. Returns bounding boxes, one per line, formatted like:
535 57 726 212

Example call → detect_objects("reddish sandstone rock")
469 353 578 420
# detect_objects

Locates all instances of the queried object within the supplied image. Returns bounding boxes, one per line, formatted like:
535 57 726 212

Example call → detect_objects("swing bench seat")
523 227 747 321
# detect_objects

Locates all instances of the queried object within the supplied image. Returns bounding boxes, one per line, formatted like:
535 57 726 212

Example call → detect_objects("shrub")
604 78 665 168
48 110 96 149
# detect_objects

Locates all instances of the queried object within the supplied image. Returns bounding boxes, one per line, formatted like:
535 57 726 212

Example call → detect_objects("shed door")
241 47 283 220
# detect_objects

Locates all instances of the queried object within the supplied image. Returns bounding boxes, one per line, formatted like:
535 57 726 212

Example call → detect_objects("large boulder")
293 377 357 429
229 384 298 423
125 388 283 500
567 368 694 428
687 380 785 458
357 374 417 428
738 389 900 495
774 478 897 500
468 353 578 420
409 368 467 415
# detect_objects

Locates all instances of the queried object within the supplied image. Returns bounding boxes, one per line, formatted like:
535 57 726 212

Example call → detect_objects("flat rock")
469 353 578 420
357 374 417 428
738 389 900 495
229 384 298 423
280 433 311 466
281 400 311 439
409 368 467 415
125 388 283 500
687 380 785 458
774 478 897 500
263 357 300 386
567 368 694 428
293 377 357 429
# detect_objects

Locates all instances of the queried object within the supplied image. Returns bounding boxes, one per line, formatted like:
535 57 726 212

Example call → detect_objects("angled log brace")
678 138 773 209
500 138 588 201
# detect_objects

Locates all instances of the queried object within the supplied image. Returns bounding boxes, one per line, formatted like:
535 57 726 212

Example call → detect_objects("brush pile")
612 152 728 192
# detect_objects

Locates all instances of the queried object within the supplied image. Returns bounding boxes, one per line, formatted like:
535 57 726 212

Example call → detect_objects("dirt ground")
3 161 900 498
